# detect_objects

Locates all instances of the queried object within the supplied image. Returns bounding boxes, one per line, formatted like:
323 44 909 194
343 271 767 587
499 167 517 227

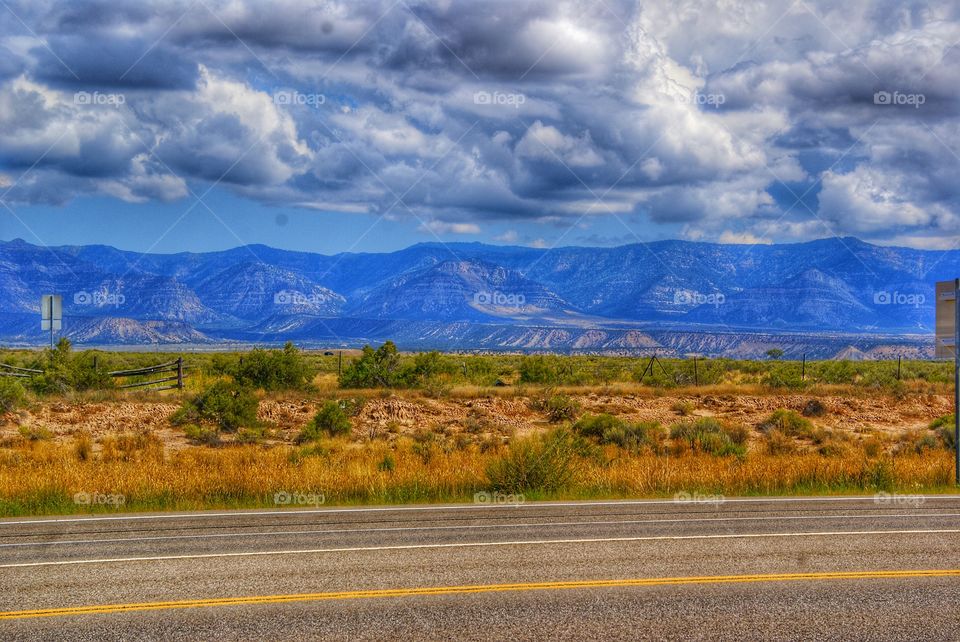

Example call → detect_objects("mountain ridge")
0 236 954 356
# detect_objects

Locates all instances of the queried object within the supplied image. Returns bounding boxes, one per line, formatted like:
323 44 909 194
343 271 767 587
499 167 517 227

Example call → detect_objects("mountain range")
0 236 954 358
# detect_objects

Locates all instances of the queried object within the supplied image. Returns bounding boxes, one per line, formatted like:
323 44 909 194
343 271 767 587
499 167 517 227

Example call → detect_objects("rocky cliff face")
0 236 953 353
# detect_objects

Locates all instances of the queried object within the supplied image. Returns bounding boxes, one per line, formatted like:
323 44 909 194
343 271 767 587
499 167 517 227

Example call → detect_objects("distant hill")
0 236 953 356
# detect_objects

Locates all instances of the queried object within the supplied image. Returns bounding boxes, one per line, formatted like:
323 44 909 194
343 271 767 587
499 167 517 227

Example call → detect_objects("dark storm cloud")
0 0 958 247
32 36 198 89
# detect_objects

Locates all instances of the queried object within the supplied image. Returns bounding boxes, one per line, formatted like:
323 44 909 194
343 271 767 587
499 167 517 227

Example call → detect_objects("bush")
340 342 404 388
299 400 352 442
0 377 26 413
764 429 796 455
183 424 221 446
571 413 661 451
932 415 957 451
671 400 695 416
378 454 396 472
233 343 314 391
171 381 259 433
802 399 826 417
28 339 114 395
758 409 815 438
670 417 746 456
930 414 955 431
486 428 585 493
761 368 806 389
572 413 623 439
18 425 53 441
519 356 557 384
543 394 581 423
601 422 662 451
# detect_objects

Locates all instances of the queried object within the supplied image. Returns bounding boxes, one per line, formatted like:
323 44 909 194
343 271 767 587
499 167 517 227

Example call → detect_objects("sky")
0 0 957 254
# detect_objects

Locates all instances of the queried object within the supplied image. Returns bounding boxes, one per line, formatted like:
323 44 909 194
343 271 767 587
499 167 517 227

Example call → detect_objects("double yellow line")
3 569 959 621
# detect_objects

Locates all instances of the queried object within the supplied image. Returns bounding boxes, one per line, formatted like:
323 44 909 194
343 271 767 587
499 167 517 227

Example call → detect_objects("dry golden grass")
0 433 953 517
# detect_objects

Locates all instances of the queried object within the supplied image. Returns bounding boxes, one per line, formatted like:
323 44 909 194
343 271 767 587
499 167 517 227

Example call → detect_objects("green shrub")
572 413 623 439
571 413 662 451
233 342 314 391
670 417 746 456
671 400 695 416
930 414 955 431
183 424 221 446
299 400 352 442
486 428 584 493
378 454 396 472
932 416 957 451
543 394 581 423
601 422 662 451
764 429 796 455
0 377 26 413
18 425 53 441
28 339 114 395
761 368 806 389
802 399 826 417
758 409 815 438
339 342 404 388
171 381 259 433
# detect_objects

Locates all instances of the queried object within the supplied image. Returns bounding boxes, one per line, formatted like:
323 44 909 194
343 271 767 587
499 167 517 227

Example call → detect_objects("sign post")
935 280 960 486
40 294 62 349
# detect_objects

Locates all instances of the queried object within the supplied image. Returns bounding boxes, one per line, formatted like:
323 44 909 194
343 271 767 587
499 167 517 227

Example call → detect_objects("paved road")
2 496 960 640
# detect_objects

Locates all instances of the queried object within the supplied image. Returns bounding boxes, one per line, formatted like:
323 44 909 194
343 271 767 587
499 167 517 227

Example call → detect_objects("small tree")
172 381 259 433
299 400 352 442
233 342 314 390
29 338 112 394
339 341 403 388
766 348 785 360
0 377 26 413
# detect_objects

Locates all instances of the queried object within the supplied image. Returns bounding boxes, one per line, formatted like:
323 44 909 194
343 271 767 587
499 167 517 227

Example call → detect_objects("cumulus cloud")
417 220 481 235
0 0 957 247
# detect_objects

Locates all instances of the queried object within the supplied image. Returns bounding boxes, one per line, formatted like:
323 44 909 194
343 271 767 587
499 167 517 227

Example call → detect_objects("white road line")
2 529 958 569
3 496 959 526
3 513 959 549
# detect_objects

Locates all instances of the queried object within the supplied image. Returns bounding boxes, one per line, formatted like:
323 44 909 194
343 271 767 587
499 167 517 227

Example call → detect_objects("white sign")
40 294 62 331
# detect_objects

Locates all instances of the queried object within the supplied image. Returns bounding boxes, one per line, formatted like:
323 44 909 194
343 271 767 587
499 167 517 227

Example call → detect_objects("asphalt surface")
1 496 960 640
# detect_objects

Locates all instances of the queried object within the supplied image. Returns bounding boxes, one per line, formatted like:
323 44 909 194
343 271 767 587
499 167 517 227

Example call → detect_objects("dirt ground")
0 386 951 450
